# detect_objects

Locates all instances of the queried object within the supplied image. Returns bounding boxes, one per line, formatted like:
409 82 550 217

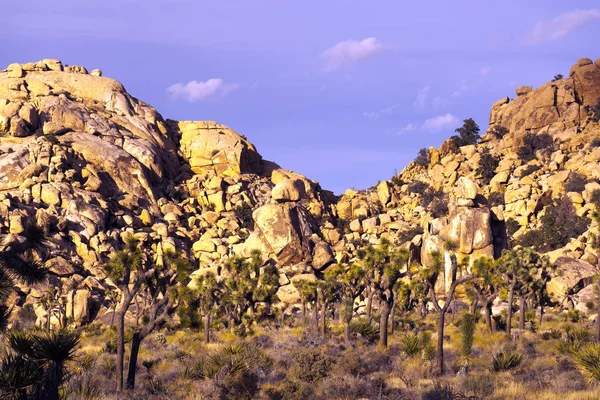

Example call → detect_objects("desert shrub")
476 148 500 184
563 309 583 323
552 74 564 82
517 132 554 161
491 350 523 372
429 197 449 218
590 189 600 209
505 218 520 239
398 332 424 357
492 314 506 332
422 381 464 400
234 202 254 230
541 329 562 340
460 373 496 398
287 348 332 384
273 379 314 400
414 147 429 167
591 138 600 148
349 319 380 343
335 350 362 376
397 226 424 244
407 180 429 195
519 196 589 252
450 118 480 147
520 164 540 177
487 191 504 207
592 97 600 122
490 125 509 139
318 375 374 400
574 344 600 383
564 172 588 192
390 170 405 187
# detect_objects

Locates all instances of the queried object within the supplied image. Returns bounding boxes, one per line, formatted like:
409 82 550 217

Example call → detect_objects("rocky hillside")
1 57 599 326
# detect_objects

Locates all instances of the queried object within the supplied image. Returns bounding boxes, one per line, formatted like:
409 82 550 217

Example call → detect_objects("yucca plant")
491 350 523 372
573 344 600 383
459 312 478 361
349 319 380 343
0 354 43 400
399 333 424 357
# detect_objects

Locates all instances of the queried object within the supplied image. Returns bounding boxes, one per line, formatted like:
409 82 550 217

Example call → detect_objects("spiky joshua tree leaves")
0 329 80 400
357 238 409 348
0 221 49 331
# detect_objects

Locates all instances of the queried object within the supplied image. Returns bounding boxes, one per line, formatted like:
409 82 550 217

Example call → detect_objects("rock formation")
1 57 600 326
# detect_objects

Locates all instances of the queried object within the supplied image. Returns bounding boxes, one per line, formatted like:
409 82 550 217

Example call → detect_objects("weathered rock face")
176 121 263 177
1 57 600 323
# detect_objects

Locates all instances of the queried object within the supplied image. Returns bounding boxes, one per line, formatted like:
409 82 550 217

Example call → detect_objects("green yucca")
399 333 424 357
349 319 380 343
573 344 600 383
491 350 523 372
459 312 478 360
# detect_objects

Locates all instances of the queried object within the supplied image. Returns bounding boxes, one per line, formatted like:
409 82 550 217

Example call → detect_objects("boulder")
547 257 597 302
455 177 478 200
272 178 306 202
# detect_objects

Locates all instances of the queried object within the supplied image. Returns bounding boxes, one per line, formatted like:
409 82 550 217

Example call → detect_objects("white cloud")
322 37 383 71
363 103 400 119
528 9 600 44
413 85 431 108
398 113 459 135
167 79 240 102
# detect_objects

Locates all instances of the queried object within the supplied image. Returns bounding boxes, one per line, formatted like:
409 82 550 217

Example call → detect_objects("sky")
2 1 600 194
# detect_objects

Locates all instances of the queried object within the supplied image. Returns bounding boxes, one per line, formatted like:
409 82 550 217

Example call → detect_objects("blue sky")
2 1 600 193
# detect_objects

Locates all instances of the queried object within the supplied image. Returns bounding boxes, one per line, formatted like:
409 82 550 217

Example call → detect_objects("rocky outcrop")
1 57 600 325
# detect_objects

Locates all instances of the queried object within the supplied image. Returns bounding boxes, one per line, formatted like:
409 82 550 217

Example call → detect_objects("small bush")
592 97 600 122
423 381 464 400
397 226 424 244
414 148 429 167
429 197 449 218
476 148 500 184
517 132 554 161
491 350 524 372
552 74 564 82
519 196 589 252
564 172 588 192
487 192 504 207
541 329 562 340
460 373 496 398
407 180 429 195
520 164 540 177
490 125 509 139
590 189 600 209
234 202 254 230
591 138 600 148
287 348 332 384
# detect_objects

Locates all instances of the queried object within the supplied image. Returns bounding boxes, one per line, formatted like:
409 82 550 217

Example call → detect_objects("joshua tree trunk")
110 307 116 329
320 301 327 336
519 294 526 330
597 277 600 342
116 309 126 392
390 298 396 335
313 301 319 333
302 301 306 326
379 300 391 348
366 286 374 324
126 332 142 390
436 310 446 375
204 313 211 343
539 303 545 326
506 280 515 338
345 321 351 342
484 301 493 332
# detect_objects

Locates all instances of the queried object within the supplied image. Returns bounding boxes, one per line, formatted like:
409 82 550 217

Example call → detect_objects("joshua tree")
317 274 341 336
293 279 319 331
104 235 146 392
195 271 223 343
358 239 408 348
469 257 504 331
221 250 279 333
422 240 474 375
0 329 80 400
496 247 547 337
125 250 194 389
0 221 48 331
588 210 600 341
326 263 366 341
